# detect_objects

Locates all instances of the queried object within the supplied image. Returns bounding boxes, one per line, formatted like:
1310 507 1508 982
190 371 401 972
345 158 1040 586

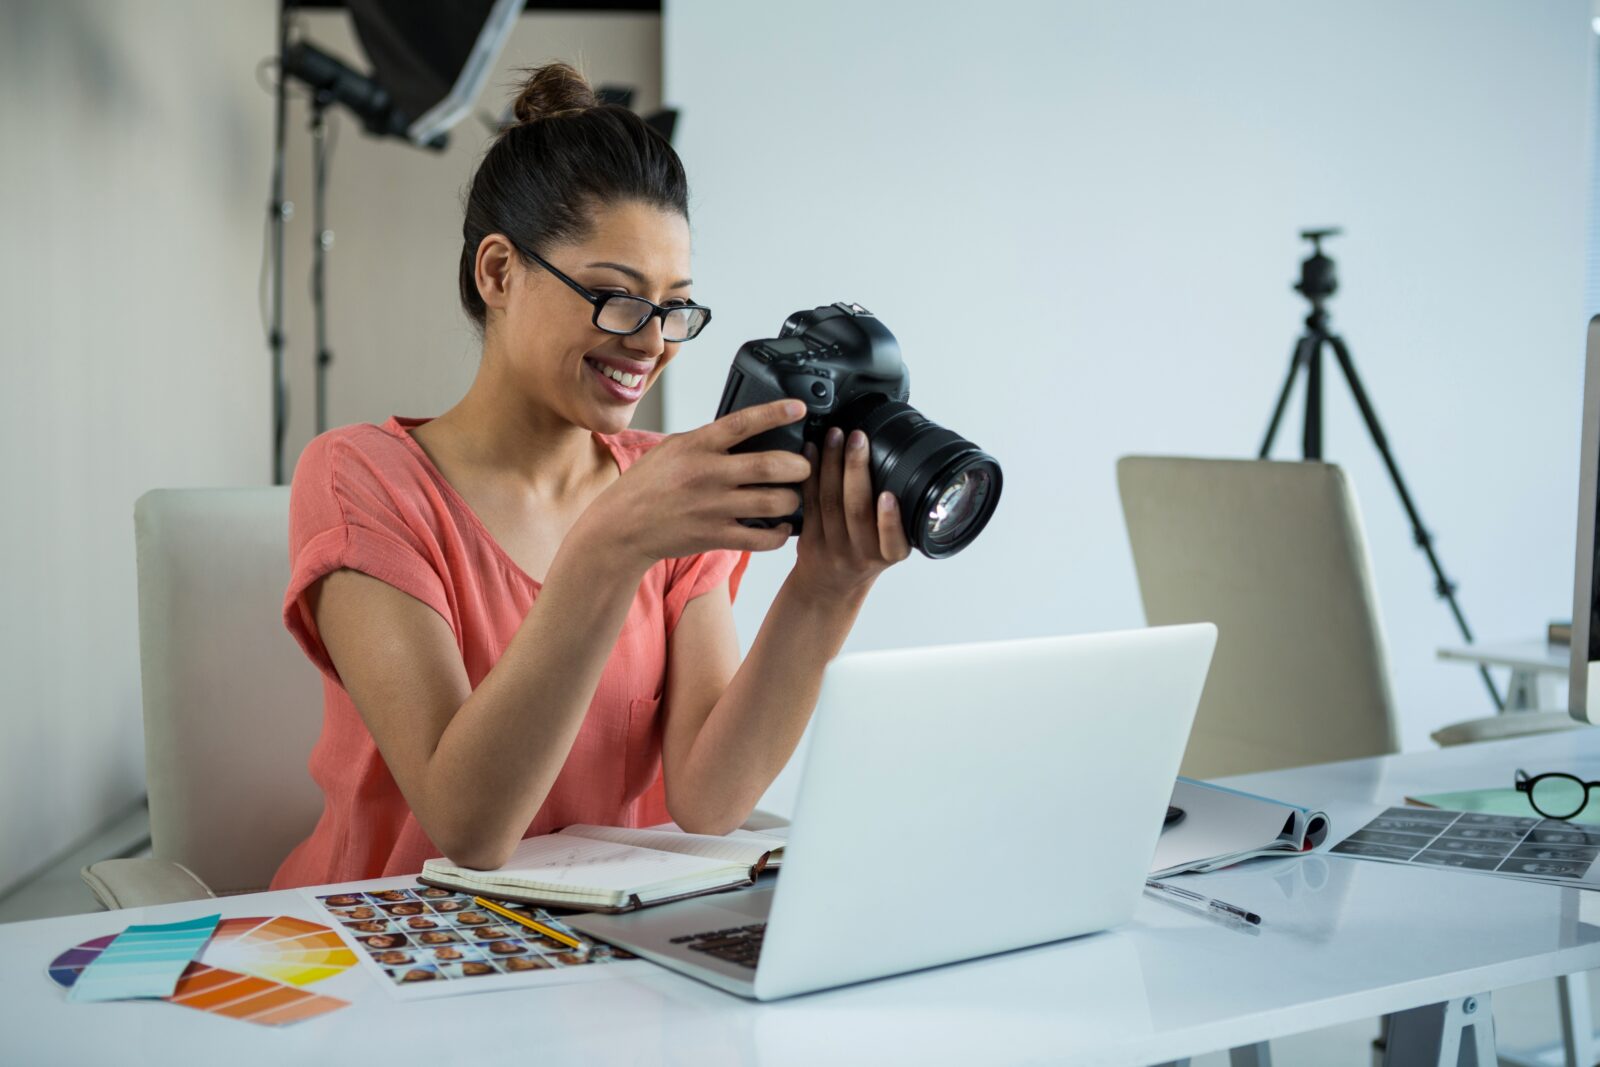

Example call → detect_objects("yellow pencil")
472 896 586 952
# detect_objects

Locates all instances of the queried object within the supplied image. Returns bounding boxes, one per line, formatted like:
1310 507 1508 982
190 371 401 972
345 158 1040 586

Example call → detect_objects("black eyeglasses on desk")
1514 768 1600 821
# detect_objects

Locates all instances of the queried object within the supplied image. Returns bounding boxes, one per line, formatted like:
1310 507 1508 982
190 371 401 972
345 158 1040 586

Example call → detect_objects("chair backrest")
135 489 323 894
1117 457 1399 778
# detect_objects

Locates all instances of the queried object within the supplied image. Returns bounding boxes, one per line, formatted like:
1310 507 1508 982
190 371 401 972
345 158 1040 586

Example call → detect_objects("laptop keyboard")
670 923 766 969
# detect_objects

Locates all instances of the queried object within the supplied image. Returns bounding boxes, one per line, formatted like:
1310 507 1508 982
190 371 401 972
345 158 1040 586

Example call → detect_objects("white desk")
6 730 1600 1066
1438 639 1571 711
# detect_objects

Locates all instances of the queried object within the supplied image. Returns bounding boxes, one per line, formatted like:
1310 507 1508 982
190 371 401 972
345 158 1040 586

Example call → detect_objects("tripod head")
1295 227 1342 306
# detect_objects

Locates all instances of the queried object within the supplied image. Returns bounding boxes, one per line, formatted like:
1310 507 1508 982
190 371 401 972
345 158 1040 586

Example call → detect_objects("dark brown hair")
458 63 689 328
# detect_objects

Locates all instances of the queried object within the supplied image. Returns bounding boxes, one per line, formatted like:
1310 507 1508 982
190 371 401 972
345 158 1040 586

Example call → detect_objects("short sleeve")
662 548 751 636
282 432 454 685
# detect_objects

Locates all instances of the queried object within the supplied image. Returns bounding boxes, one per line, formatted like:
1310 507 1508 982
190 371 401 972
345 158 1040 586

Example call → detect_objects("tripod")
1259 229 1502 710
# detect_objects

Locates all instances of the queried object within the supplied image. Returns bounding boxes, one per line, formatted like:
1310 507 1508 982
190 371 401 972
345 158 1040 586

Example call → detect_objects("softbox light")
346 0 525 148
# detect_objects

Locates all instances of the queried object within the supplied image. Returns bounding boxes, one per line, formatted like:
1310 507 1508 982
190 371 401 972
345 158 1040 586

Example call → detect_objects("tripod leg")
1260 335 1316 459
1326 335 1504 711
1304 334 1324 461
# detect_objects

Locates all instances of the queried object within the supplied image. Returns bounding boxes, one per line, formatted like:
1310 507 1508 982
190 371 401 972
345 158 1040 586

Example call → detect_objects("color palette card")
163 962 349 1025
49 916 353 1026
68 914 221 1002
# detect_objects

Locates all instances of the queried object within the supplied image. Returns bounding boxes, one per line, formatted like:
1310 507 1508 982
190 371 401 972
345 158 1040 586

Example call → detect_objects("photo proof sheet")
304 881 650 1000
1331 807 1600 890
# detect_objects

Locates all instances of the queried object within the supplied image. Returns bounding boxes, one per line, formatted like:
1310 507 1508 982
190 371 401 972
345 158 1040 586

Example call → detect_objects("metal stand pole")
1498 971 1598 1067
1261 333 1318 461
1556 972 1595 1067
309 94 334 437
268 1 292 483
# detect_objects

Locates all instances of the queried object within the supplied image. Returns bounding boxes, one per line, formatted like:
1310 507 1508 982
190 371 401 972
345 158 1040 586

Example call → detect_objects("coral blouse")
269 416 748 889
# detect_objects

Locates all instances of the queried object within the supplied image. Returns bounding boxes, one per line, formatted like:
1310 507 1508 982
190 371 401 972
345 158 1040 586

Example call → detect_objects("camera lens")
929 467 992 540
917 458 999 555
852 399 1002 559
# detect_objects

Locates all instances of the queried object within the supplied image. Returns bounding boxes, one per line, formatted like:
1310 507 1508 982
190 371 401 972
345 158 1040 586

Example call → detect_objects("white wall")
0 0 274 893
664 0 1592 812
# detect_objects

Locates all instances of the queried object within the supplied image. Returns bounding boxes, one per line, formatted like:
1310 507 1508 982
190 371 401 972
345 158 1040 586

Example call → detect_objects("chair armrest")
740 808 790 833
80 858 216 910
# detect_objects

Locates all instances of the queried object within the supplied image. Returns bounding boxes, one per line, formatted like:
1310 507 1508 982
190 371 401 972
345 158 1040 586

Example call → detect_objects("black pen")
1144 878 1262 926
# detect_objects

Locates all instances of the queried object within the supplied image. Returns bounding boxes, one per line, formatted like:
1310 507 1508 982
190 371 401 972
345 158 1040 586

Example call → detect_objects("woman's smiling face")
483 199 694 437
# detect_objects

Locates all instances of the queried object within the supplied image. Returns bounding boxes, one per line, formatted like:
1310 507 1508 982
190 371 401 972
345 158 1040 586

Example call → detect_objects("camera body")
714 302 1002 559
714 302 909 458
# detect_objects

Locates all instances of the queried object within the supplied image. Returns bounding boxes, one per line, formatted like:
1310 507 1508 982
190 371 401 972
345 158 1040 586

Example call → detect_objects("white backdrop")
662 0 1593 812
0 1 273 894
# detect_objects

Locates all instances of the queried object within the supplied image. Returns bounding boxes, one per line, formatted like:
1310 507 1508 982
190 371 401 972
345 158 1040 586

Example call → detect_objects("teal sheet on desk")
1408 788 1600 826
66 913 220 1002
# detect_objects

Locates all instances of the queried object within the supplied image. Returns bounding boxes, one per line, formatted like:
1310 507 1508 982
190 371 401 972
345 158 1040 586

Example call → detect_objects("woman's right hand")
582 399 814 565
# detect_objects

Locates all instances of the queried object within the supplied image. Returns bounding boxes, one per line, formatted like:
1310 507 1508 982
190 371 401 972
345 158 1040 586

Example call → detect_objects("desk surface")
7 730 1600 1066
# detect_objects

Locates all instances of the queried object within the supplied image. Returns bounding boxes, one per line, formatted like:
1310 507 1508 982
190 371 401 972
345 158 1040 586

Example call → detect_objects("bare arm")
660 425 912 834
310 523 650 870
659 576 865 835
308 400 811 870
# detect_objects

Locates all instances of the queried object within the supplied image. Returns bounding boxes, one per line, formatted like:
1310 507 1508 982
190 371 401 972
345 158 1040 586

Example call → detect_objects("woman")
270 63 907 889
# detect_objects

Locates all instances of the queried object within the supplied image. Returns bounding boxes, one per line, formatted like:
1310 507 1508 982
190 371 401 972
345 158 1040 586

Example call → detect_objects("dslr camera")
714 302 1001 559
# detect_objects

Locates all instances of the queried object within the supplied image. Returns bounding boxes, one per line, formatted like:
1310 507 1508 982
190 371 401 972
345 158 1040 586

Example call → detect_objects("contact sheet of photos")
1330 807 1600 889
304 884 648 999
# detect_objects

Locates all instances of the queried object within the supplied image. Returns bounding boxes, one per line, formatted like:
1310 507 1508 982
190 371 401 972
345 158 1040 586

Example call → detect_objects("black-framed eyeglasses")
522 246 711 342
1515 768 1600 820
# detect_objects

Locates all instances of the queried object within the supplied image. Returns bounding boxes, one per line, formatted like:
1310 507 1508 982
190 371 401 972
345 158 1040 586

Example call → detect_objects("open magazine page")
1152 778 1330 877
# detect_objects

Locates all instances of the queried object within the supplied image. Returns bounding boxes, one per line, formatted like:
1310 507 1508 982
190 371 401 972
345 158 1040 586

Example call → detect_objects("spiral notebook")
419 824 786 913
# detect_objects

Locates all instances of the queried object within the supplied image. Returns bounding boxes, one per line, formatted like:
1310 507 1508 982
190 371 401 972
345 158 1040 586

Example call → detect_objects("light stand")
1259 228 1502 710
265 3 521 479
268 1 292 484
281 35 420 453
309 94 333 437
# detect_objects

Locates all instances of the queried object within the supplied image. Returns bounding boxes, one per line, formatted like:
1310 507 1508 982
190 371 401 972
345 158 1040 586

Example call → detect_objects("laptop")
567 624 1216 1000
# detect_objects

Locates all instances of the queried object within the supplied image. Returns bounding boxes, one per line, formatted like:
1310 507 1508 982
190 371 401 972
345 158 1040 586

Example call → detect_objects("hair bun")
510 63 598 125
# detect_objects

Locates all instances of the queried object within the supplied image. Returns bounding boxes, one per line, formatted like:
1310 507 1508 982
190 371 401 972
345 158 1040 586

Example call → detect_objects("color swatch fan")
203 915 355 985
48 916 352 1026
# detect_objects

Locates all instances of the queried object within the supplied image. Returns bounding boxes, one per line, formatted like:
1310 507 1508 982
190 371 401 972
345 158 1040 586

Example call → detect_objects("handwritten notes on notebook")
485 834 736 890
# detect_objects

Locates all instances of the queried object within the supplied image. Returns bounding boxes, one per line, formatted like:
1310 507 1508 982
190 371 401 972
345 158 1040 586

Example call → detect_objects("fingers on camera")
877 494 912 562
841 431 876 548
713 400 805 447
731 487 801 520
731 450 810 486
730 522 792 553
817 428 848 542
801 443 821 513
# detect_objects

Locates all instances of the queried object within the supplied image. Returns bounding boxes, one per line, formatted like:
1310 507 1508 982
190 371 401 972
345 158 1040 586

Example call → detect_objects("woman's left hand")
790 426 912 600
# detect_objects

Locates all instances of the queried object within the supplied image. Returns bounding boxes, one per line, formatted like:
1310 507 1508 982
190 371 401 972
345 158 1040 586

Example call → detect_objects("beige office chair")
1117 457 1578 780
82 489 325 907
